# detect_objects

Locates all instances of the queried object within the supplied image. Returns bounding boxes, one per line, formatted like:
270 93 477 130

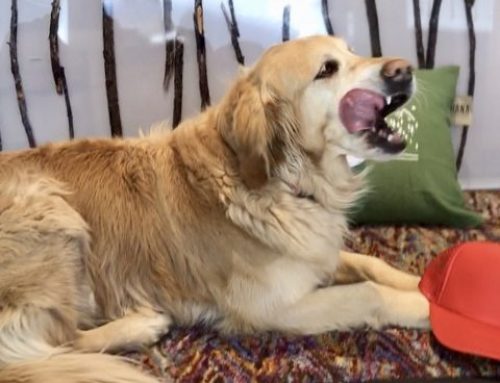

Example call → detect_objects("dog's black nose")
381 59 413 93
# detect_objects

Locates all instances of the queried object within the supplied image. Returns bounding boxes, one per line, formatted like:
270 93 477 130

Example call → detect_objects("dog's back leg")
0 169 91 363
0 169 159 382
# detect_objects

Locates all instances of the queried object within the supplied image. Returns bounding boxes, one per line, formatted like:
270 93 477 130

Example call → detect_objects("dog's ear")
219 76 283 189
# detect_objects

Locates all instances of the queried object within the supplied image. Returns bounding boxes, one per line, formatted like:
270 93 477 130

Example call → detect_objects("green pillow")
350 66 483 228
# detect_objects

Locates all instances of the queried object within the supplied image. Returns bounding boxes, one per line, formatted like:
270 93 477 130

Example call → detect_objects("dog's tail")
0 345 159 383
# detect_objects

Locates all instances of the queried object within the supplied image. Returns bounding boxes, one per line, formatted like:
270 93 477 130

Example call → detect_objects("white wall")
0 0 498 189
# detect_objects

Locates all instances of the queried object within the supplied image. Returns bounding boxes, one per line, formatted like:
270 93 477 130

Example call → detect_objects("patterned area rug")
130 191 500 382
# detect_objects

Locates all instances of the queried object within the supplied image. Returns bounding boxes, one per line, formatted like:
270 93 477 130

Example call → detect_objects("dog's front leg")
334 251 421 291
270 282 429 334
74 307 171 353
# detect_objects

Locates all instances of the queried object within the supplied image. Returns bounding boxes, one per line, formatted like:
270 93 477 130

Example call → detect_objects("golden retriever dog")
0 35 429 383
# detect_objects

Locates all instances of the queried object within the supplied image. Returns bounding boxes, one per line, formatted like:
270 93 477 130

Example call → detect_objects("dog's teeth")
388 134 394 142
371 127 376 132
386 96 392 105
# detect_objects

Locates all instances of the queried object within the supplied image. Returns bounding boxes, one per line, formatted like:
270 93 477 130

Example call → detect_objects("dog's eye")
315 60 339 80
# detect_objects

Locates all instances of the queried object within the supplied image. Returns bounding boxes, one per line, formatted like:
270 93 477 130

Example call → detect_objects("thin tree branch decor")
163 0 175 90
49 0 74 139
49 0 64 95
321 0 334 36
456 0 476 171
221 1 244 65
412 0 425 69
160 0 184 128
228 0 240 38
102 1 123 137
194 0 211 110
425 0 443 69
282 5 290 42
9 0 36 148
173 39 184 128
364 0 382 57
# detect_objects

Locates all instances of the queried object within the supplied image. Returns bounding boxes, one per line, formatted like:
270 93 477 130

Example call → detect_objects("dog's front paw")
400 291 430 329
131 310 172 346
381 290 430 329
414 292 430 329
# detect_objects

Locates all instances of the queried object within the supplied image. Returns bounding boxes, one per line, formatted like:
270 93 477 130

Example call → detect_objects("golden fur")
0 36 428 383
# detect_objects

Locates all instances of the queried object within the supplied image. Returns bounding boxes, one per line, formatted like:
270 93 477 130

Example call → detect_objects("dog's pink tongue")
340 89 385 133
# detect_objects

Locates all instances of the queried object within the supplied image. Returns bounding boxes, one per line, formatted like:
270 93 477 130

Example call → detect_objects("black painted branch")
228 0 240 37
425 0 443 69
412 0 425 68
193 0 211 110
9 0 36 148
221 2 244 65
172 39 184 128
163 0 175 90
60 70 74 139
49 0 63 95
49 0 74 139
164 40 175 91
321 0 334 36
456 0 476 171
102 2 123 137
364 0 382 57
282 5 290 42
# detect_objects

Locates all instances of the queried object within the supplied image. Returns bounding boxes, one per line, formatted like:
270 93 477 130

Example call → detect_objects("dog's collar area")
297 190 316 201
282 180 316 201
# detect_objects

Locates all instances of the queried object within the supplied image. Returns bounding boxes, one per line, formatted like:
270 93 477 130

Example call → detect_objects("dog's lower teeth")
388 134 394 142
386 96 392 105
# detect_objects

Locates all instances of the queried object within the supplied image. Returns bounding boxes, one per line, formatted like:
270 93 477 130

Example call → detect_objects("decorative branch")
411 0 425 68
49 0 74 139
172 39 184 128
102 1 123 136
49 0 63 94
464 0 476 98
282 5 290 42
193 0 211 110
364 0 382 57
425 0 443 69
456 0 476 171
221 1 244 65
49 0 63 95
321 0 334 36
228 0 240 37
9 0 36 148
163 0 175 90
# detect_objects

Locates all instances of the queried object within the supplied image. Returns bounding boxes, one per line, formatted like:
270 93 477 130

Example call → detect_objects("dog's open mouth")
339 89 409 153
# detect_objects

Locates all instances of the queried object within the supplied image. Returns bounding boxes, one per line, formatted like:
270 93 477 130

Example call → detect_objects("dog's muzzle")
339 59 414 154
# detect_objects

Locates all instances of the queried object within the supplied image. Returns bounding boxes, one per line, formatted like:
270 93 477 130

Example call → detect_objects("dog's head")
218 35 414 188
